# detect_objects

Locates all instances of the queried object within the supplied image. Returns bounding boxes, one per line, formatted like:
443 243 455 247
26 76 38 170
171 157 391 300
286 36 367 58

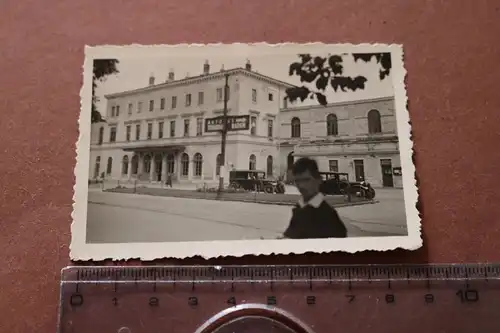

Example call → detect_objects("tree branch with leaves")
285 53 392 106
92 59 119 123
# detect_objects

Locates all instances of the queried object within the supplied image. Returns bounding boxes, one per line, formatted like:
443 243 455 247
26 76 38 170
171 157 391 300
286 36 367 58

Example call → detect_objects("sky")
93 45 395 114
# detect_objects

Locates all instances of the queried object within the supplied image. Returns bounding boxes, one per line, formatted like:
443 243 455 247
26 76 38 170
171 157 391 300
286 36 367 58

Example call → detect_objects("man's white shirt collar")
297 193 324 208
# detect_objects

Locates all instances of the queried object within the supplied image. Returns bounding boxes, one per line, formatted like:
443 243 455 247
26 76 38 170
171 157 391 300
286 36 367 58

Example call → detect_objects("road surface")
86 189 408 243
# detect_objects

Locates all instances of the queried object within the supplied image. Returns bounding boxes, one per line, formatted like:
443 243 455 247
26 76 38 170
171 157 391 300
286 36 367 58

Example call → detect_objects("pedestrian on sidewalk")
282 157 347 239
166 173 173 188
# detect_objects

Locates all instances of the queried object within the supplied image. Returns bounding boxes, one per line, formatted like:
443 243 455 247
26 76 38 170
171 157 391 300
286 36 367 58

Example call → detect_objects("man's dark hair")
291 157 321 179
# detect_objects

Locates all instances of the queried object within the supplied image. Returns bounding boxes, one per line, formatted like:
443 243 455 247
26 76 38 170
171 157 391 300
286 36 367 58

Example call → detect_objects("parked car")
228 170 285 194
319 172 376 199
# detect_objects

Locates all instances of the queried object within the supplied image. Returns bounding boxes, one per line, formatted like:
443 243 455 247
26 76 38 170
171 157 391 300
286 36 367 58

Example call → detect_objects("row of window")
98 117 275 144
109 86 279 118
93 154 274 178
290 109 383 138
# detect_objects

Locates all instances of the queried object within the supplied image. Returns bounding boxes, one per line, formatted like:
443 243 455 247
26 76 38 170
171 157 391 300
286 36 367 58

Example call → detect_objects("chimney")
185 72 190 78
168 69 175 81
245 59 252 71
148 74 155 86
220 64 225 72
203 60 210 74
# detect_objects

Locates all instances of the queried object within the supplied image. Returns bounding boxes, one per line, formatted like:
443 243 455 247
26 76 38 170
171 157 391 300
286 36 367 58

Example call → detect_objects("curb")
102 189 376 208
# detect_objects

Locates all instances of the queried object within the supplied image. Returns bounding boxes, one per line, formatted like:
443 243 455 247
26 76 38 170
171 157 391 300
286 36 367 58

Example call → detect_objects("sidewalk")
103 185 374 208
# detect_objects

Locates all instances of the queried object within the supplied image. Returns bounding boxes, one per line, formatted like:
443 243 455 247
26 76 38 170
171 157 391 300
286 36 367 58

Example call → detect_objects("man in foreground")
283 157 348 239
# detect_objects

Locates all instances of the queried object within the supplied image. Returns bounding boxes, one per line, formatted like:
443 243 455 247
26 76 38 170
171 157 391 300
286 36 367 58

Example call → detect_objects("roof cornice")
105 68 296 100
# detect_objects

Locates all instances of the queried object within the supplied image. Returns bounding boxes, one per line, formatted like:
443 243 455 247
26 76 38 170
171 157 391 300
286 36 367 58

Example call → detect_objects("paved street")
86 188 408 243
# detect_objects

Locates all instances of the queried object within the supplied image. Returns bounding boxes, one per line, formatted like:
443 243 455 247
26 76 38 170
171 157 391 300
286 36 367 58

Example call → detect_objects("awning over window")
122 144 186 154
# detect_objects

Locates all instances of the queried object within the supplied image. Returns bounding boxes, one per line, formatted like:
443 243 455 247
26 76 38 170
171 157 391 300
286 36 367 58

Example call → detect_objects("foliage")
285 53 392 106
92 59 119 123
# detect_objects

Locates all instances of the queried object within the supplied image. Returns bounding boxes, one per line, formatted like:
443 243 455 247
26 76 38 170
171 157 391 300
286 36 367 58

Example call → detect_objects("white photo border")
70 42 421 261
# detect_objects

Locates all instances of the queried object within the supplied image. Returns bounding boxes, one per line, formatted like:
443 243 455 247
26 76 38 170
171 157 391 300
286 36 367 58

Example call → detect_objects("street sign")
205 115 250 133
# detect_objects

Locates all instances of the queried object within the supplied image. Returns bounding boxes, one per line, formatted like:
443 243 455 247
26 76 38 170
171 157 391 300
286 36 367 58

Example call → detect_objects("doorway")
155 155 163 182
380 159 394 187
353 159 365 182
287 152 294 181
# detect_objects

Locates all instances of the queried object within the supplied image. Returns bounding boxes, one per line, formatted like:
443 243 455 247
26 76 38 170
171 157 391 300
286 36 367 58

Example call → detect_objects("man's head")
291 157 322 200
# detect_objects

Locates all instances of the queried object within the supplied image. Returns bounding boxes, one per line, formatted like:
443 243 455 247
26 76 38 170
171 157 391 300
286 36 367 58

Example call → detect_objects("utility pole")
218 73 230 192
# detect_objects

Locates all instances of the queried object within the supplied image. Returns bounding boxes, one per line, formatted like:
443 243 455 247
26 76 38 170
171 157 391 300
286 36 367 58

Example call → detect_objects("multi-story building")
278 96 403 188
88 60 293 186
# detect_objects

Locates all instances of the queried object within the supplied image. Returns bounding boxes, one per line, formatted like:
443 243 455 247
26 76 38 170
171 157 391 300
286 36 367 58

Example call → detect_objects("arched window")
368 109 382 134
181 153 189 177
291 117 301 138
122 156 129 175
131 155 139 174
106 157 113 175
98 127 104 144
143 154 152 173
166 154 175 174
266 155 273 177
193 153 203 177
326 113 338 136
94 156 101 178
249 154 257 170
216 153 222 176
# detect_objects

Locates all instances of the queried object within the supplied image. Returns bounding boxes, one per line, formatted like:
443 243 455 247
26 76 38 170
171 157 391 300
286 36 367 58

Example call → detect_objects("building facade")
88 61 293 186
278 97 403 188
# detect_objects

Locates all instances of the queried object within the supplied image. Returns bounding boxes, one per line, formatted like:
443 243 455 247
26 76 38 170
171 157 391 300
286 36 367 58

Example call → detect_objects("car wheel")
264 186 274 194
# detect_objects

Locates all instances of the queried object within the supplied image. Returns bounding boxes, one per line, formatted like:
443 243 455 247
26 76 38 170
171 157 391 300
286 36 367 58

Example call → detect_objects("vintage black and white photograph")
71 43 420 260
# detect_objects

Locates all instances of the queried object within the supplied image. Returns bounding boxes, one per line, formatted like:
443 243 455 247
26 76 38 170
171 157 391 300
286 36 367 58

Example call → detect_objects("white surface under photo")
71 43 421 260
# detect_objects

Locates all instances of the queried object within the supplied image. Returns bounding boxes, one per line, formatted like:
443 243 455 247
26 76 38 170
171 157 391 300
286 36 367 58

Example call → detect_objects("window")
327 114 338 136
106 157 113 175
181 153 189 177
170 120 176 137
354 159 365 182
166 154 175 174
252 88 257 102
147 123 153 140
122 156 129 175
196 117 203 136
291 117 301 138
283 98 288 109
267 119 273 138
185 93 191 107
193 153 203 177
160 98 165 110
126 125 131 141
149 100 154 112
216 154 222 176
111 106 116 117
184 119 190 137
109 127 117 142
268 93 274 101
250 116 257 135
98 127 104 145
249 154 257 170
94 156 101 178
368 109 382 134
115 105 120 117
266 156 273 177
328 160 339 172
135 124 141 140
171 96 177 109
198 91 204 105
131 155 139 174
144 155 152 173
216 88 223 102
158 122 164 139
137 101 142 113
128 103 133 115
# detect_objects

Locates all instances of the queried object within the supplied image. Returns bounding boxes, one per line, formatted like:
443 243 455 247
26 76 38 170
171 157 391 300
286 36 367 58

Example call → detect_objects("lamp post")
218 73 230 192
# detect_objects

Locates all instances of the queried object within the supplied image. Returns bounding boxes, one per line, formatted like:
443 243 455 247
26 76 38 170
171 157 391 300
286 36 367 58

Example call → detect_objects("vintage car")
319 172 376 199
228 170 285 194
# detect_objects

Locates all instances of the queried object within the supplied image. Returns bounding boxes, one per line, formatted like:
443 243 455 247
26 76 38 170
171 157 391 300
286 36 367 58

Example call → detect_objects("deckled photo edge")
70 43 421 261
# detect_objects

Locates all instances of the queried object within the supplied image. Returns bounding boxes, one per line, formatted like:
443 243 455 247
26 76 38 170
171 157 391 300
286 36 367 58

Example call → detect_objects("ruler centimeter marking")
58 264 500 333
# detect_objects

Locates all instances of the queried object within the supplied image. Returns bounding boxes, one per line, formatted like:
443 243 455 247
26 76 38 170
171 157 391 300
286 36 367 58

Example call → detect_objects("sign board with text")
205 115 250 133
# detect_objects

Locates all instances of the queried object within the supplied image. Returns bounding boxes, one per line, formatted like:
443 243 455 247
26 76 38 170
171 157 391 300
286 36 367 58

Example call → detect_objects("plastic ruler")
58 264 500 333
